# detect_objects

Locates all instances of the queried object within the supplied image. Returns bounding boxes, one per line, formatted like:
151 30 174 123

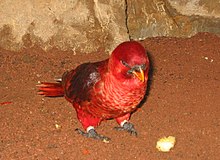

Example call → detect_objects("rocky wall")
128 0 220 40
0 0 219 53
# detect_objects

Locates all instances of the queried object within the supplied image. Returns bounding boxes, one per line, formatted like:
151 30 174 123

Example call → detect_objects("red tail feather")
37 82 64 97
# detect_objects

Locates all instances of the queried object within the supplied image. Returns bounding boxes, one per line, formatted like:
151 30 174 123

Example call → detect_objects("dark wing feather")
63 61 105 102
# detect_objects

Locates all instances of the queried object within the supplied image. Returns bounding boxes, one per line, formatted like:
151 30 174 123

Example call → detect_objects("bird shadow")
136 51 155 109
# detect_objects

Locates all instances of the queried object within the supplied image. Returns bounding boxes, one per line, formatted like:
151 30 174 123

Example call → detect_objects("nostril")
140 64 146 70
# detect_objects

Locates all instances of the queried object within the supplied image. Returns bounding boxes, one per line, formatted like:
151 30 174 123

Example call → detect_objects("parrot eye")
120 60 131 68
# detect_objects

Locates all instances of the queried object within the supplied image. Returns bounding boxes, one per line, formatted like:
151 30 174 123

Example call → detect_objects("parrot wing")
63 60 107 103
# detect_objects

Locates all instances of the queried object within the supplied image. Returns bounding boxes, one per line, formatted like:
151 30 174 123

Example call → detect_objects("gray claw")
114 122 137 136
75 128 110 142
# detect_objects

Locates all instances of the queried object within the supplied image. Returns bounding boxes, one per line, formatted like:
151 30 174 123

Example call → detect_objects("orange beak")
132 67 145 82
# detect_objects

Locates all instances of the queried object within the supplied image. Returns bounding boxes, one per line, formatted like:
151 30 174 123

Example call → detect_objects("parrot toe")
75 128 110 142
114 122 137 136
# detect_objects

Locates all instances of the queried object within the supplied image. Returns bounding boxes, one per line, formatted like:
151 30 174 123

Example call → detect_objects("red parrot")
37 41 149 141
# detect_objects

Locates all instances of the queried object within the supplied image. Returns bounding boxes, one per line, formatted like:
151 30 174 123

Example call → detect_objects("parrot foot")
75 127 110 143
114 122 137 136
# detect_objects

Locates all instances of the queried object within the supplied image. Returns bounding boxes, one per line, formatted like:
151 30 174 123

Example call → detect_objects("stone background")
0 0 219 53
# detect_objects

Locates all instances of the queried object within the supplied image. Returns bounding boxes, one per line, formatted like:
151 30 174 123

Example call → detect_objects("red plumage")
37 41 150 141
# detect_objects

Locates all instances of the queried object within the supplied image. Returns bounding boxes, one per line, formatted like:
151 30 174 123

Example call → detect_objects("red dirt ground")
0 32 219 160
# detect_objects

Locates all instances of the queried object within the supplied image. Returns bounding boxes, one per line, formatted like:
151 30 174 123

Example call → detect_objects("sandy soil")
0 32 219 160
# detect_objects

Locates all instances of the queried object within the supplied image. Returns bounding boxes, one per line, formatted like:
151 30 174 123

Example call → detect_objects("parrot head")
109 41 149 84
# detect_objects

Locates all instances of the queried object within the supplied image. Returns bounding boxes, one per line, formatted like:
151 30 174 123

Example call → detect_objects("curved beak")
132 67 145 82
